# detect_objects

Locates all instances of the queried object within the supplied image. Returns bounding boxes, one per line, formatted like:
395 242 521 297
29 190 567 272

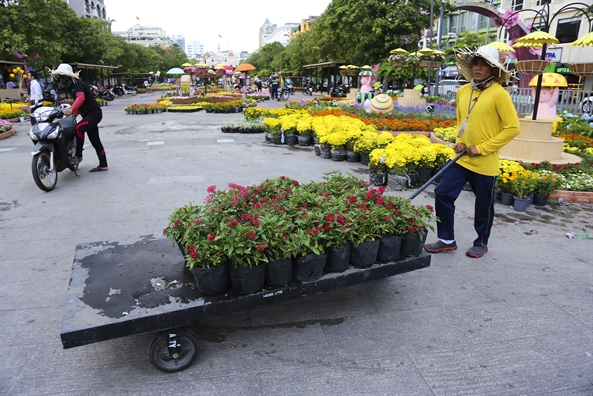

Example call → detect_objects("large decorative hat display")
369 94 394 113
528 73 567 88
512 31 559 75
455 45 512 85
567 32 593 76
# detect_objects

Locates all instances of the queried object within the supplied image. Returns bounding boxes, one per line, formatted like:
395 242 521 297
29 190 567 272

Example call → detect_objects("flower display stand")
568 63 593 76
60 235 431 372
516 60 550 75
499 118 582 165
397 89 426 109
0 126 16 140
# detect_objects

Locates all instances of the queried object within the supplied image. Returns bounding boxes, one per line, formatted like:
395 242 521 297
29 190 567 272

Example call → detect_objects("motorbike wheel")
281 91 290 101
32 150 57 192
131 90 137 96
106 93 114 101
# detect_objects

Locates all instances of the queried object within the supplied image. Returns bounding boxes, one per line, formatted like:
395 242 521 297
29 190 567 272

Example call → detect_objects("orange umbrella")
235 63 256 72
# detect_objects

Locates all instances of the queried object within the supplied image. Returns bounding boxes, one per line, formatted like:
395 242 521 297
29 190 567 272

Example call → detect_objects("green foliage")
0 0 76 66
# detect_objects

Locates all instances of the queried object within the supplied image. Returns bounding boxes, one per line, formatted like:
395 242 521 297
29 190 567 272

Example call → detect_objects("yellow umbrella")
347 64 359 69
390 48 409 55
360 65 372 69
417 48 437 55
488 41 516 53
568 32 593 47
181 62 193 67
513 31 559 48
512 40 549 48
194 63 209 68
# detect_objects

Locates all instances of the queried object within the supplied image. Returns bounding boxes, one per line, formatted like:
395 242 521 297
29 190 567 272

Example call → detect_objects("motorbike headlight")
29 130 39 141
47 127 60 139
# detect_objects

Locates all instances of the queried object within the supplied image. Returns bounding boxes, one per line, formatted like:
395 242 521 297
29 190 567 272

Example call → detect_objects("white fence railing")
509 88 593 116
440 86 593 116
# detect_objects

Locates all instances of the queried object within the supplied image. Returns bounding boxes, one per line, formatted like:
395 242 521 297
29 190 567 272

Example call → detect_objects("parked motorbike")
279 85 291 101
29 106 78 192
112 84 137 97
90 85 115 101
303 80 314 96
329 85 349 98
285 82 295 95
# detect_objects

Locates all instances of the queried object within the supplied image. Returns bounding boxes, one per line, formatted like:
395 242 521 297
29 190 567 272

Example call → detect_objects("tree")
309 0 438 65
248 42 285 72
0 0 78 66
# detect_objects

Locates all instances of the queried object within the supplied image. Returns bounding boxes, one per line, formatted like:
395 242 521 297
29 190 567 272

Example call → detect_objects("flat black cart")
60 235 431 372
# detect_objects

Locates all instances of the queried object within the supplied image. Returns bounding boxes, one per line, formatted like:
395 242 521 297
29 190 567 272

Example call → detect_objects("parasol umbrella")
194 63 209 68
390 48 408 55
488 41 516 53
166 68 185 75
417 48 437 55
235 63 256 72
512 31 558 48
513 31 559 120
568 32 593 47
181 62 193 67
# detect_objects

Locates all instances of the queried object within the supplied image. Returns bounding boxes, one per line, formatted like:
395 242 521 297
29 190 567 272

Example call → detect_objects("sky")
104 0 333 54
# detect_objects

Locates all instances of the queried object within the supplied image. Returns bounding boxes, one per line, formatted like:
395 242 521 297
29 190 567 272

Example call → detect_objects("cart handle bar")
407 148 467 201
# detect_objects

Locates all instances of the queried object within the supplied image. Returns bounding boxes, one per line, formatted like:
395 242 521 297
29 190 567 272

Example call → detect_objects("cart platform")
60 235 431 367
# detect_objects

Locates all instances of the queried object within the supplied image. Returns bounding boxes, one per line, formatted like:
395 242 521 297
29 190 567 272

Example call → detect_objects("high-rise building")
171 35 186 52
62 0 107 20
186 41 204 58
259 18 277 49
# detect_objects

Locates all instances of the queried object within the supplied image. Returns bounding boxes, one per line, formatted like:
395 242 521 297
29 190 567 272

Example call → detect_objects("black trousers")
434 162 496 247
75 108 107 167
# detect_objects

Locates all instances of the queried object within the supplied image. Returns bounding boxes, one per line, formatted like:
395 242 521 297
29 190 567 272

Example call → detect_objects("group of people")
266 73 293 100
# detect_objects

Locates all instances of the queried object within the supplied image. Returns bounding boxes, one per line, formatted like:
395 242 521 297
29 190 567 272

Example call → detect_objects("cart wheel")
148 329 199 372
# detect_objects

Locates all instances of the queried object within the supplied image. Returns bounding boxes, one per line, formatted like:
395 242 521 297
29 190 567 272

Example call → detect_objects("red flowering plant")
398 202 436 236
346 186 393 247
164 172 436 269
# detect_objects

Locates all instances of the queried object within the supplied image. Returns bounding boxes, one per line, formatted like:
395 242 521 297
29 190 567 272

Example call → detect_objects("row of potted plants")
221 120 265 133
164 172 435 295
204 101 245 113
124 103 168 114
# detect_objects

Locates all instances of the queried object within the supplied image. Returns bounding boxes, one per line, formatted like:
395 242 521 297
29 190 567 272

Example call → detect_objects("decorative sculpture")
528 73 567 119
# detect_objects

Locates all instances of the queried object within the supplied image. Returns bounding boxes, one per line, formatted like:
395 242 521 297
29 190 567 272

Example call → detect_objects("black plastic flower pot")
227 262 266 294
294 252 326 282
265 257 293 287
191 265 230 295
350 239 380 268
325 243 351 273
377 235 402 262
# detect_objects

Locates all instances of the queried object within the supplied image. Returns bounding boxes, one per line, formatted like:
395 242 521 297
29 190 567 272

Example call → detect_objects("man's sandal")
89 166 108 172
69 156 82 165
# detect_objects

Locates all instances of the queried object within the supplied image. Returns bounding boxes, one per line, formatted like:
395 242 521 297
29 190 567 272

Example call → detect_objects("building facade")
112 24 176 48
264 23 301 46
259 18 277 48
62 0 107 20
289 16 318 40
186 41 205 58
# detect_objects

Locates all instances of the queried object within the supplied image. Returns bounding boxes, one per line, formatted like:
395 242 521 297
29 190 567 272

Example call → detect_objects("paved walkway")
0 91 592 395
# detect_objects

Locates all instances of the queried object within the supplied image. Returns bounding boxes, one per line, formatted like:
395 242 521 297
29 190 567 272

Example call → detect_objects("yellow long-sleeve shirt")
455 83 520 176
